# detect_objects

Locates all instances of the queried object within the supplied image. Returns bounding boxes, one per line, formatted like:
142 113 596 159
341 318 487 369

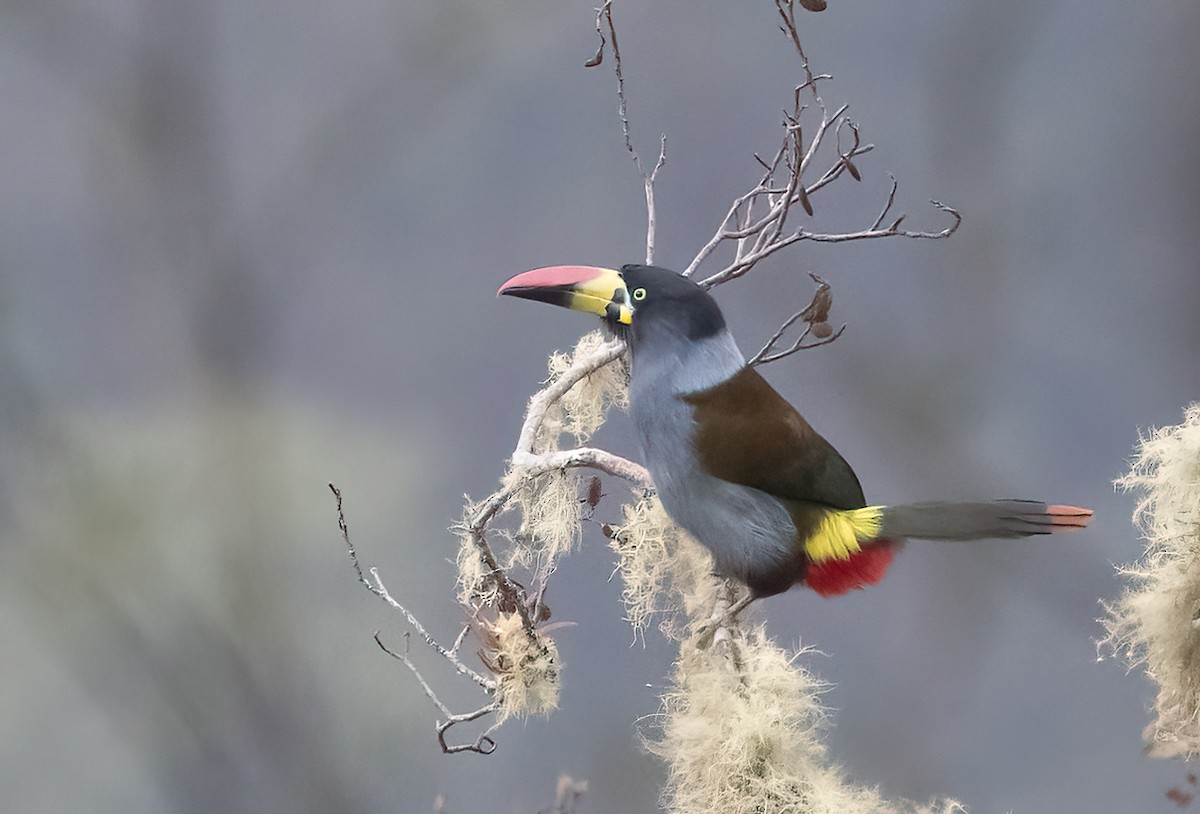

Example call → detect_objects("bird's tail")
879 500 1093 541
800 500 1092 597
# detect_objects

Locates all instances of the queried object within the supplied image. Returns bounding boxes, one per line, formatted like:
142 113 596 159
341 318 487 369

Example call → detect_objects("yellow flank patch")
803 506 885 563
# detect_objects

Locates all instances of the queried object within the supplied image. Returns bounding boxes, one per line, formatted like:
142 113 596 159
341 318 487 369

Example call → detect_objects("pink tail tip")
1045 504 1094 529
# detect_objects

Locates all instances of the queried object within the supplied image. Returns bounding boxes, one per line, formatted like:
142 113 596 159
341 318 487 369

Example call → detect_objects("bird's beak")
497 265 632 325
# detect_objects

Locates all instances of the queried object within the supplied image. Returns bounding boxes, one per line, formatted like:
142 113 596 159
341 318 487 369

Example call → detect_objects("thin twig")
775 0 815 87
682 0 958 288
751 309 812 364
450 624 471 656
870 173 900 230
751 323 846 366
597 1 640 175
330 483 494 689
645 134 668 264
595 0 666 264
376 633 500 754
747 273 847 366
799 200 961 242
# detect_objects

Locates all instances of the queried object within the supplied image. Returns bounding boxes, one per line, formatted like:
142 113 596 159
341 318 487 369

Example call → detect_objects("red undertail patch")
805 542 896 597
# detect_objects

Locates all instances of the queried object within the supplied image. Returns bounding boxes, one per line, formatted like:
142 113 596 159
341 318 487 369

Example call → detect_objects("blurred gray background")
2 1 1198 812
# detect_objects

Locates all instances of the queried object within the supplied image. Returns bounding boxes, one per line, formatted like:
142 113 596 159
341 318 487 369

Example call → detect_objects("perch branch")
513 337 627 459
332 326 647 752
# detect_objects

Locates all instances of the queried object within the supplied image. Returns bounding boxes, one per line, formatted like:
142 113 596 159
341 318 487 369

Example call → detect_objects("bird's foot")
692 585 754 650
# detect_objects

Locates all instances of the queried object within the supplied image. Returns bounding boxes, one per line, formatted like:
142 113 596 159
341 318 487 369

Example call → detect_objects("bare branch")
595 1 639 175
680 0 958 290
594 0 667 264
747 273 847 366
375 633 500 755
775 0 816 87
870 173 900 230
750 323 846 367
330 484 493 689
800 199 961 243
332 482 546 752
696 188 959 289
330 481 369 588
750 310 811 366
330 327 649 753
644 134 668 265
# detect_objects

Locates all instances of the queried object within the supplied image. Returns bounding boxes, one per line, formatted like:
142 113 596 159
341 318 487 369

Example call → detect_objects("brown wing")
682 366 866 510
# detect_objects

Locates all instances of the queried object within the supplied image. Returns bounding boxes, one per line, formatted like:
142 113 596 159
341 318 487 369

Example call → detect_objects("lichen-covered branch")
333 328 644 751
610 497 965 814
512 336 627 461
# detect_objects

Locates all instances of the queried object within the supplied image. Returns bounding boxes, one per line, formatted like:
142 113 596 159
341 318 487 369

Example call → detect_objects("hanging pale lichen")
1103 403 1200 757
453 499 494 609
536 330 628 451
648 623 964 814
609 495 716 641
611 498 965 812
455 331 625 608
503 468 585 572
449 332 626 722
482 611 561 722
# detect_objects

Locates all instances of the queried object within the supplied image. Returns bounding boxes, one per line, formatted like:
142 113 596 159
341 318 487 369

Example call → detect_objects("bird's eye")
632 287 648 301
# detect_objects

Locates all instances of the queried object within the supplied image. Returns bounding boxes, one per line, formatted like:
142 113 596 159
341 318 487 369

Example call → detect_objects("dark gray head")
616 265 726 348
497 261 744 391
496 263 727 346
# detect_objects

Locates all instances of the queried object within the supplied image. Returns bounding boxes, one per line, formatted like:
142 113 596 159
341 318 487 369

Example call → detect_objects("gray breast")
627 330 798 583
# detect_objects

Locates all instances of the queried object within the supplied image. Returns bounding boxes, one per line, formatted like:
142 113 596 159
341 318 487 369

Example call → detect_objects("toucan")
498 264 1093 598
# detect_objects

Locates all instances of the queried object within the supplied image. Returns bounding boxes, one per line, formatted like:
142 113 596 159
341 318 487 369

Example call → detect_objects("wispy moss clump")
1104 404 1200 757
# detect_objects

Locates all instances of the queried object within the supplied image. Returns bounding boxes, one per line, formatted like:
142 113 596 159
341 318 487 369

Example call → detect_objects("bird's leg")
692 580 754 651
724 592 754 621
